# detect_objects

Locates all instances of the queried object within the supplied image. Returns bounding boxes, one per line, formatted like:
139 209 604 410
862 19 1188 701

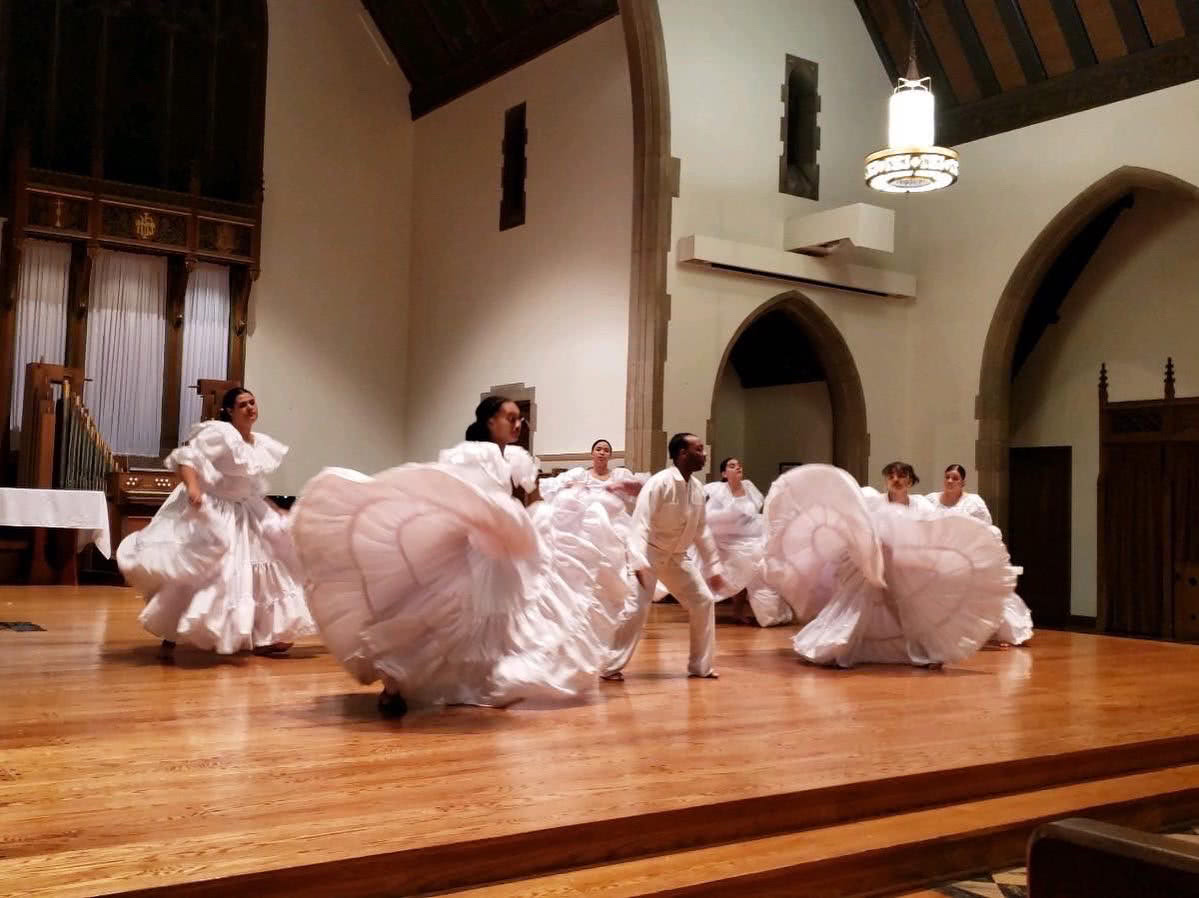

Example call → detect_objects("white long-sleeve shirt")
629 465 724 575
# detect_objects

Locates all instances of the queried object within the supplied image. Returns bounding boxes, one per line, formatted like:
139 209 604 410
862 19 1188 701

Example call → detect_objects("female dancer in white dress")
928 464 1033 645
117 387 314 658
292 397 634 717
762 461 1010 668
704 458 791 627
539 439 645 531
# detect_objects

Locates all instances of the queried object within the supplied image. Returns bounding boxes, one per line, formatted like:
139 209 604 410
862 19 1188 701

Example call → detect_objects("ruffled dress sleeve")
166 421 287 498
503 446 542 493
963 493 994 526
539 466 587 502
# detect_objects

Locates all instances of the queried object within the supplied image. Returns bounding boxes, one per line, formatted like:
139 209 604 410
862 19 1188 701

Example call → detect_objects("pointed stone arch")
975 166 1199 528
710 290 869 483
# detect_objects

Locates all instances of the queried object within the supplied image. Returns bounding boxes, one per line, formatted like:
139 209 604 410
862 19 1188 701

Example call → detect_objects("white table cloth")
0 488 112 557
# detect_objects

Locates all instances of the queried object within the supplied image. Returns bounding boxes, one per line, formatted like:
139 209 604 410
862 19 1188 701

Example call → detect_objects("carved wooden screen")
1097 360 1199 640
0 0 267 470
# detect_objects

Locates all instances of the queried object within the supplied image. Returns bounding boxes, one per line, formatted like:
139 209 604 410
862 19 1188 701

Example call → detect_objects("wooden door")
1100 443 1166 636
1172 443 1199 641
1009 446 1072 628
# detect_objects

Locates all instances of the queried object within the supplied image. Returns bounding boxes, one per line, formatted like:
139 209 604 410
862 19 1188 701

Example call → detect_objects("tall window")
779 55 820 200
178 264 231 444
9 240 71 433
500 103 528 231
83 250 167 455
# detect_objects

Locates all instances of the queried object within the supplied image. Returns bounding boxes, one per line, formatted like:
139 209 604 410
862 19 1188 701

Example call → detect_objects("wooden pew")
1028 817 1199 896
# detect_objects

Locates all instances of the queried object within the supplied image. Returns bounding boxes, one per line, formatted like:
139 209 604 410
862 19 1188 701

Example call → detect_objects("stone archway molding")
709 290 870 484
975 166 1199 529
618 0 674 474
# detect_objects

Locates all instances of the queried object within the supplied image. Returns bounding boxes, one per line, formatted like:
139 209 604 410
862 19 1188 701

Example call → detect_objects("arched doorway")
709 290 868 485
975 167 1199 532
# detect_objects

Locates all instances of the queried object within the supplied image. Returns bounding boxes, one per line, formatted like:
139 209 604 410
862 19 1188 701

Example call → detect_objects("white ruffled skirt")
117 486 314 653
703 504 792 627
292 464 634 709
763 465 1010 667
995 589 1035 645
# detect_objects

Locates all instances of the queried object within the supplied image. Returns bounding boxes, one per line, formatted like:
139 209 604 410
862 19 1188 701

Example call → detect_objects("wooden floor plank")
2 587 1198 896
446 766 1199 897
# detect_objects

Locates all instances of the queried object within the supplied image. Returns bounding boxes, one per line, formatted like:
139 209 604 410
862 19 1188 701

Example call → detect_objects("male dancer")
603 433 728 679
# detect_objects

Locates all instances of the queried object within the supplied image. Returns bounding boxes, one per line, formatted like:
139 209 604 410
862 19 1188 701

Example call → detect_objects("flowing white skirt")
995 588 1035 645
117 486 314 653
292 464 634 708
763 465 1010 667
703 504 792 627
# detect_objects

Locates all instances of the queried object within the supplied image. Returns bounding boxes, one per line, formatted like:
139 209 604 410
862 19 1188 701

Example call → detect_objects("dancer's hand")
186 485 204 507
634 569 649 588
708 574 728 595
608 480 642 497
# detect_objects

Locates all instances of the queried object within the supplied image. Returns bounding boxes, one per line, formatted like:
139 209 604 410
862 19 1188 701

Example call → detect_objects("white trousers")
605 552 717 677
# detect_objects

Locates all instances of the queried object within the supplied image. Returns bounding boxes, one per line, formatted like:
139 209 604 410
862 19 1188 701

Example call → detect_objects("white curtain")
178 263 230 445
9 239 72 432
84 250 167 455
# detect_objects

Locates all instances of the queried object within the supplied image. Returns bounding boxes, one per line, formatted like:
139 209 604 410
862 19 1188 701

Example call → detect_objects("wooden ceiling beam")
1108 0 1152 51
405 0 618 118
1048 0 1099 67
1138 0 1186 44
910 2 961 106
994 0 1049 83
943 0 1003 96
940 31 1199 145
964 0 1029 89
1075 0 1130 60
1177 0 1199 35
852 0 900 83
921 0 985 102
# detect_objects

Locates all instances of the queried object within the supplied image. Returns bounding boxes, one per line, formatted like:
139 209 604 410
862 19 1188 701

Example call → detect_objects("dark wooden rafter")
943 0 1002 96
364 0 619 119
994 0 1049 83
940 32 1199 145
855 0 1199 145
1049 0 1099 67
853 0 901 83
1178 0 1199 35
1109 0 1152 51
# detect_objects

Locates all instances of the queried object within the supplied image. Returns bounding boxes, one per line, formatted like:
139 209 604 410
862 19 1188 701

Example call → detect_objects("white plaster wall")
250 0 413 492
742 381 834 489
659 0 913 484
901 80 1199 504
1010 190 1199 615
709 364 747 478
405 18 632 461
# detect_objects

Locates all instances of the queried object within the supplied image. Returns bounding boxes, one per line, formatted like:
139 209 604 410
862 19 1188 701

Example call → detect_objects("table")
0 488 112 584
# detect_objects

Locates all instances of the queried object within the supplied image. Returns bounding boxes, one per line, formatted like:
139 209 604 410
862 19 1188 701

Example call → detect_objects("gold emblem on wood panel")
215 222 235 254
134 211 157 240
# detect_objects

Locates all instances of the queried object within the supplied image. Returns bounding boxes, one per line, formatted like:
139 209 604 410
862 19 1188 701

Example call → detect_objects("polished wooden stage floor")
3 588 1199 897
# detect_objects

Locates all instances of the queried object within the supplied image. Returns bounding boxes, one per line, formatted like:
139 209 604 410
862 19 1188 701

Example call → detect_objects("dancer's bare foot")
600 671 624 681
688 670 720 679
158 639 176 661
252 641 293 656
925 662 944 671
